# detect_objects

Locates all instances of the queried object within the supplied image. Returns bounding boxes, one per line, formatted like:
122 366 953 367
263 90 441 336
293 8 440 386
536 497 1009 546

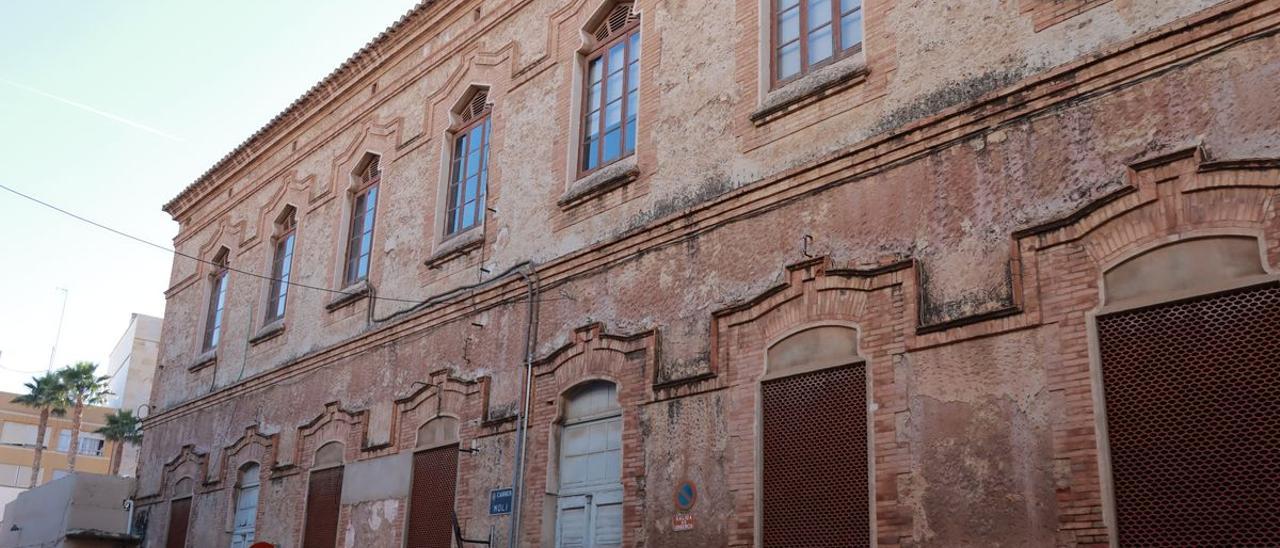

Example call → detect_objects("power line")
0 182 425 304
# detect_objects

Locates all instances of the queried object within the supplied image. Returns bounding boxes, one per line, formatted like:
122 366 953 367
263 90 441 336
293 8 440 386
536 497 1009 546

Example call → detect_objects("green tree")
57 362 112 472
95 409 143 476
11 372 69 487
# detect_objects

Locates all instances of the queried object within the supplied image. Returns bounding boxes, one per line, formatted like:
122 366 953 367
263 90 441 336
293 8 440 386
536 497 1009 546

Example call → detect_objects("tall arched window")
554 381 623 548
579 3 640 175
265 207 296 323
203 248 230 352
230 463 261 548
760 325 870 547
302 441 344 548
343 155 380 286
445 89 490 236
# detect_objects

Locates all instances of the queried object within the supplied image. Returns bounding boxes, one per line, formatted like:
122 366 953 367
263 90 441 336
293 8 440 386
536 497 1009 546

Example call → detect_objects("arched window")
343 155 380 286
265 207 297 323
203 248 231 352
579 3 640 175
406 417 460 547
230 463 261 548
302 442 344 548
554 381 623 548
445 89 490 236
760 325 870 547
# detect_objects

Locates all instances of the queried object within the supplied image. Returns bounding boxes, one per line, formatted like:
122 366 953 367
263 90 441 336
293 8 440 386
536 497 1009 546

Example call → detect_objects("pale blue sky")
0 0 421 394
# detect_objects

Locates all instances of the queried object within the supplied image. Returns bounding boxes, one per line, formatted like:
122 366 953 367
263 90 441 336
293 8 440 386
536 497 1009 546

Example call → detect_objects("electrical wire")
1 182 436 305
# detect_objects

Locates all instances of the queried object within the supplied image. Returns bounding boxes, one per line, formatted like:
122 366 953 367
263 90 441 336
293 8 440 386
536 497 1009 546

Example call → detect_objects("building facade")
0 393 116 510
138 0 1280 546
108 313 163 477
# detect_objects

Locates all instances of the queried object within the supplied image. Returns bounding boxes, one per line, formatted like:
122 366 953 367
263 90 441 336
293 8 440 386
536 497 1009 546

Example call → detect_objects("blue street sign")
489 488 514 515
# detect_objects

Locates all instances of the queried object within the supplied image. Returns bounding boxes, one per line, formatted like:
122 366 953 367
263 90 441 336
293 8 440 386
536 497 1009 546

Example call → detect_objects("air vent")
594 3 637 42
459 88 490 123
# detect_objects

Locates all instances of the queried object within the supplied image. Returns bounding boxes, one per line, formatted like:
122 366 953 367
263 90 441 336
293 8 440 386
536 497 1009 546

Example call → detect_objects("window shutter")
165 498 191 548
302 466 344 548
1098 284 1280 545
406 445 459 548
761 363 869 547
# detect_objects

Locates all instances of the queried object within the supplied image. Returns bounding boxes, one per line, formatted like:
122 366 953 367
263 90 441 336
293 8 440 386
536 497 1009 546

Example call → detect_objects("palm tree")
57 362 112 472
95 409 142 475
11 372 69 487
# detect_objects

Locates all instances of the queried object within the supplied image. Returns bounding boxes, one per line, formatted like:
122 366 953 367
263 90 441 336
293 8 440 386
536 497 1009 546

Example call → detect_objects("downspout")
507 265 539 548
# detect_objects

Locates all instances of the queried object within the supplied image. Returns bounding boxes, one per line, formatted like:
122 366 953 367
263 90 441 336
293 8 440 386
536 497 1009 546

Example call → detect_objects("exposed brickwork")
136 0 1280 546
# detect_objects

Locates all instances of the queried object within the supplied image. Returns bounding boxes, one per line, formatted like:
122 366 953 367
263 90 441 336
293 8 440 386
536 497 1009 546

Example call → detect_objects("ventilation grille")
594 3 637 41
360 156 381 184
302 467 344 548
1098 284 1280 546
165 498 190 548
406 445 459 548
459 89 490 123
761 363 870 548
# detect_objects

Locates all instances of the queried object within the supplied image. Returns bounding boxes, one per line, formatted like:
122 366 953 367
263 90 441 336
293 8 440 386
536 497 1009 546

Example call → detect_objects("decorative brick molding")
518 323 657 547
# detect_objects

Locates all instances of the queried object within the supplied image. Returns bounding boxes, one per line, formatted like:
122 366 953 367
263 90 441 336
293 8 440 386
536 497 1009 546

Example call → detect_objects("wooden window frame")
577 13 641 178
770 0 864 88
265 211 296 324
342 158 380 287
445 111 491 238
202 253 230 352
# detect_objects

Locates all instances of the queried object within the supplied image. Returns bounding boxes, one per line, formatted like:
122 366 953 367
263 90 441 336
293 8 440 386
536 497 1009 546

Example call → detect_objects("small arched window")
580 3 640 175
203 248 231 352
266 207 297 323
230 463 261 548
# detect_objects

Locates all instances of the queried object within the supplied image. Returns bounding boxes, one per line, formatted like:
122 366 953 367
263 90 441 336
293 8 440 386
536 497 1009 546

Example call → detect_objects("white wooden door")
229 483 258 548
555 489 623 548
556 382 623 548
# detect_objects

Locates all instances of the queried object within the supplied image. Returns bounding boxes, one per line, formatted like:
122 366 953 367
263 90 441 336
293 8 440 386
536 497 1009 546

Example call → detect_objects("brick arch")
161 444 210 497
294 401 369 468
246 170 312 249
519 323 656 547
709 257 912 546
393 368 488 451
1007 147 1280 545
216 425 278 486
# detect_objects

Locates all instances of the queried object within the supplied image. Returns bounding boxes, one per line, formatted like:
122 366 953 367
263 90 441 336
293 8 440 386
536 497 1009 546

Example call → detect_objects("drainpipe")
507 265 539 548
124 499 135 536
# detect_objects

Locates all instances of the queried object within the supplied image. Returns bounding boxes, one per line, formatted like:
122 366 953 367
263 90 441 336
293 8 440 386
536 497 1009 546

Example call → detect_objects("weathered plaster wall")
135 0 1280 547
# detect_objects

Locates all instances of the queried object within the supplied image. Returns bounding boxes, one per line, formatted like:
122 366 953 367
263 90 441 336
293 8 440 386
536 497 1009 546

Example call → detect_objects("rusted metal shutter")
302 466 344 548
406 445 459 548
1098 284 1280 546
165 497 191 548
761 363 869 548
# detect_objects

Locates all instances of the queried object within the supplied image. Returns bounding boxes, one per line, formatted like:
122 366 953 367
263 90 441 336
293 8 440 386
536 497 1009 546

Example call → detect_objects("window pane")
628 59 639 92
778 42 801 79
808 0 832 29
588 57 603 83
840 0 858 13
608 43 625 74
605 99 622 128
841 8 862 50
607 71 623 102
779 0 799 9
603 128 621 161
583 138 598 170
585 110 600 137
808 23 833 64
778 6 800 45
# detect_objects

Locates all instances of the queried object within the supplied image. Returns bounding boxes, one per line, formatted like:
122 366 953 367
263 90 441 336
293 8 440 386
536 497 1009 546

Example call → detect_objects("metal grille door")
302 466 344 548
165 497 190 548
761 363 869 548
406 445 459 548
1098 284 1280 546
